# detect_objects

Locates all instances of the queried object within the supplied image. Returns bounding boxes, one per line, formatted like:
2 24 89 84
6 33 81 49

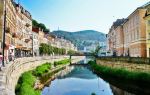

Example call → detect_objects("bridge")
69 53 94 65
69 52 94 57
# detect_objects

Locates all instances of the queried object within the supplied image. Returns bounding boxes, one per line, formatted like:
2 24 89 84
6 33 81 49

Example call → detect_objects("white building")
32 31 39 56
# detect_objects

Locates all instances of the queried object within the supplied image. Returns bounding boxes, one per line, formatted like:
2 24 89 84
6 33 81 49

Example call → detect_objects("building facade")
144 3 150 57
0 0 4 49
107 19 125 56
15 4 32 57
38 28 48 44
4 0 16 61
115 25 124 56
123 8 146 57
32 29 39 56
0 0 33 61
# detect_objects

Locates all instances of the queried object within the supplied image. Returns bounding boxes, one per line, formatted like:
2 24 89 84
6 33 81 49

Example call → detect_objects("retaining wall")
0 56 69 95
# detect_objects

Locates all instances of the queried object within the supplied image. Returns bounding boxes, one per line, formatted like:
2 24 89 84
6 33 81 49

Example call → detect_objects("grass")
89 61 150 83
54 59 70 66
33 62 51 77
15 71 40 95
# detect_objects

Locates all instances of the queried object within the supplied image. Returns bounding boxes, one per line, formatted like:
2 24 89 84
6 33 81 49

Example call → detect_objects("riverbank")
89 60 150 84
96 59 150 73
15 56 85 95
15 59 69 95
0 56 84 95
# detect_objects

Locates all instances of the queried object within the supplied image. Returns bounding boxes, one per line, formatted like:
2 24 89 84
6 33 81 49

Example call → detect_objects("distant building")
32 30 39 56
98 41 107 56
38 28 48 44
107 19 126 56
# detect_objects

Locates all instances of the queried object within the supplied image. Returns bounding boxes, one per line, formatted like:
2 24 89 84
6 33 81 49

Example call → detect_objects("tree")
91 46 101 57
32 19 50 33
44 29 50 34
32 19 39 28
38 23 46 30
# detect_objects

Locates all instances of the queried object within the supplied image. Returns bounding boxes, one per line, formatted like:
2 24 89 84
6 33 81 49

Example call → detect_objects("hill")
51 30 106 50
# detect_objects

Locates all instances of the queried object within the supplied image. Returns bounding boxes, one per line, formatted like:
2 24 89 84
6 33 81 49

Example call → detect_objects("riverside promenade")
0 56 85 95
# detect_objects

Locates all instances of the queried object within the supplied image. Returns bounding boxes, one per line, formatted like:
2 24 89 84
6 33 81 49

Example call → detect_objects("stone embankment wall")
0 56 84 95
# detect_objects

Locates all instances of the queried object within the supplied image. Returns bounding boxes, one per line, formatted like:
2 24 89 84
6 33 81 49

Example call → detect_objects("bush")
15 71 40 95
53 59 70 66
33 63 51 77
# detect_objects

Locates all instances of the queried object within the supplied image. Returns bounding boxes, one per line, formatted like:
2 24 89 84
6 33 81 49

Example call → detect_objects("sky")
18 0 150 34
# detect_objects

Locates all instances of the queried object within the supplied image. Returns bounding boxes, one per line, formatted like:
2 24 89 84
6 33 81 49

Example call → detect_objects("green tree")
32 19 39 28
32 19 50 34
44 28 50 34
38 23 46 30
91 46 101 57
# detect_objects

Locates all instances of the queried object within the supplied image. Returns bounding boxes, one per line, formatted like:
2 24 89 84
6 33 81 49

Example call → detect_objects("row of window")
124 30 139 43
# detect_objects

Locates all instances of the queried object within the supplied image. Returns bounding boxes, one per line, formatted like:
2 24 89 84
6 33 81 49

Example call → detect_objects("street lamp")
2 0 7 66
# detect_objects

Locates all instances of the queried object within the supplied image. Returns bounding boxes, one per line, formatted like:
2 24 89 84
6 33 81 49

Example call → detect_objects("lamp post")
2 0 7 66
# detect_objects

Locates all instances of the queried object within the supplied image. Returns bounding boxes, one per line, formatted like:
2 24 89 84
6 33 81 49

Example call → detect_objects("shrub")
33 63 51 77
53 59 70 66
15 71 40 95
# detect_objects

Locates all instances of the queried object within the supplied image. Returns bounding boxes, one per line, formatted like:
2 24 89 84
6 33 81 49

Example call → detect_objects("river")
41 57 149 95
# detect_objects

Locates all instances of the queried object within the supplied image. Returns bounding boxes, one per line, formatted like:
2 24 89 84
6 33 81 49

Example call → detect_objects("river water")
42 57 149 95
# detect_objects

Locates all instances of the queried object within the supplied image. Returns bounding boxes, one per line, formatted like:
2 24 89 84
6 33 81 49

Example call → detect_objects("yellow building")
4 0 17 61
0 0 33 60
123 8 147 57
0 0 4 49
144 4 150 57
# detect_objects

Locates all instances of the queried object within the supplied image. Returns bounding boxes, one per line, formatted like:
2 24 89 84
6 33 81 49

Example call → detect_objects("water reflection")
42 66 114 95
42 58 142 95
78 56 94 64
